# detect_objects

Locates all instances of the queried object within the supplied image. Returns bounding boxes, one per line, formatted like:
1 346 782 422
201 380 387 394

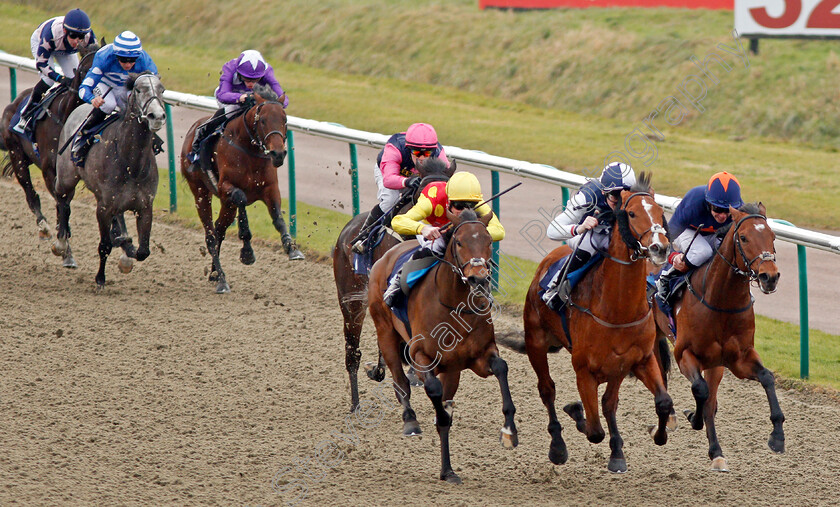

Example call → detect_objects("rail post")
288 130 297 238
164 103 177 212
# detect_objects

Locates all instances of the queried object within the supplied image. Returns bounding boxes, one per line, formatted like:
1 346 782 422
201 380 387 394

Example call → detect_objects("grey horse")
53 72 166 289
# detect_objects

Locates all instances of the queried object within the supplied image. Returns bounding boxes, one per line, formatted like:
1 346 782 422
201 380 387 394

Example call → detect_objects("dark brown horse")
0 42 99 266
332 158 454 412
518 173 673 473
652 202 782 472
367 208 517 484
180 85 302 294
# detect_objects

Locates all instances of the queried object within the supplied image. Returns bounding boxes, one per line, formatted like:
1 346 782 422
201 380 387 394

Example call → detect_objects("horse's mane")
739 202 763 216
458 208 479 222
252 83 280 102
125 71 154 91
421 157 449 177
629 171 652 194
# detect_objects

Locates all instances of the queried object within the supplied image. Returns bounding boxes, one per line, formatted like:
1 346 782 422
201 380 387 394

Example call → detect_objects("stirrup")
351 239 366 254
11 116 29 134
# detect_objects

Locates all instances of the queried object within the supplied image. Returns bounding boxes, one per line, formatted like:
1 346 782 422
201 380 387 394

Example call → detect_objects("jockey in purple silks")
11 8 96 134
187 50 288 169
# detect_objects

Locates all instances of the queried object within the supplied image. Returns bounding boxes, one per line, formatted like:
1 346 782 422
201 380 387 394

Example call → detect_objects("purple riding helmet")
236 50 267 80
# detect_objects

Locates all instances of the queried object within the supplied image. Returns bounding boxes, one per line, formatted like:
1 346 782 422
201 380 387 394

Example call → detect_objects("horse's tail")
495 329 527 354
655 335 672 379
0 156 12 178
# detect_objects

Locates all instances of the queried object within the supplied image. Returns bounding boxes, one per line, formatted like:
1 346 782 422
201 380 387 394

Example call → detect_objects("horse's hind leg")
211 202 237 294
488 355 518 449
9 150 50 238
94 207 114 289
601 379 627 473
265 191 304 261
338 293 366 412
235 204 255 265
52 182 77 268
730 351 786 455
372 309 419 435
632 354 673 446
422 366 461 484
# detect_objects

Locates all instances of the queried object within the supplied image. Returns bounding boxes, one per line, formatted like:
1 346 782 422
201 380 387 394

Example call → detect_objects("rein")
433 219 493 313
226 100 287 158
685 213 774 313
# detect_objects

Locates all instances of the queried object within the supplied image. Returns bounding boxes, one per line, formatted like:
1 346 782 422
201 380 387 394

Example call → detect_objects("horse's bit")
242 101 287 156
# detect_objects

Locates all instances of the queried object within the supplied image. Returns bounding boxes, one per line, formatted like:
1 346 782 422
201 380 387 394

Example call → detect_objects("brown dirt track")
0 180 839 506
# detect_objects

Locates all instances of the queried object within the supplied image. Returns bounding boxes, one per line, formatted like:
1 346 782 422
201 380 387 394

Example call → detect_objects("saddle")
9 83 68 150
70 113 121 167
539 253 603 314
387 246 440 324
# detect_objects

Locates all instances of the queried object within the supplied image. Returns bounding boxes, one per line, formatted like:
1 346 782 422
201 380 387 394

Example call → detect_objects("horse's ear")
479 208 493 227
446 159 457 178
757 201 766 216
100 36 107 46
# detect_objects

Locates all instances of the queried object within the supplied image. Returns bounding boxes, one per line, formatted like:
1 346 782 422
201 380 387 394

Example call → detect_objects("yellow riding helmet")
446 172 483 202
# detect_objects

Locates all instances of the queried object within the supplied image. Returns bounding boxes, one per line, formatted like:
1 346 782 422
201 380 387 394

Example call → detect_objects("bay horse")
333 158 454 412
367 208 517 484
519 173 672 473
652 202 782 472
53 72 166 289
0 42 99 266
180 85 302 294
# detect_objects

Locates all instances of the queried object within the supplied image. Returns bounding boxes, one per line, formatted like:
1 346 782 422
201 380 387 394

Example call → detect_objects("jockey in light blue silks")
654 171 744 303
187 50 289 171
72 30 159 159
11 9 95 134
541 162 636 311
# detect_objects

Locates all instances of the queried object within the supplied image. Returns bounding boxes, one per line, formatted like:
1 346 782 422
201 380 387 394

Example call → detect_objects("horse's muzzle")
270 150 286 167
146 111 166 132
758 272 780 294
647 242 669 266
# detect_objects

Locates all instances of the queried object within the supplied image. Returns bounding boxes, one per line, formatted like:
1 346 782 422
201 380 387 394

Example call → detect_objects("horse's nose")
649 243 663 256
758 272 780 293
270 150 286 167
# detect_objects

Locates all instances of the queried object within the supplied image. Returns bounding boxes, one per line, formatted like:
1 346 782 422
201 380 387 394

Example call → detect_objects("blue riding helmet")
113 31 143 58
63 9 91 34
705 171 743 209
599 162 636 192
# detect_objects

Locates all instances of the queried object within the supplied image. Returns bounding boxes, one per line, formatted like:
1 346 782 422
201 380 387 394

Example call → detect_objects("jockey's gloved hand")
404 176 422 191
59 76 73 88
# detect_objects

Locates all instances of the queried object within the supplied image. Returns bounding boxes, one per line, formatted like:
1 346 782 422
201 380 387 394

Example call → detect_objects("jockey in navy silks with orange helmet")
654 171 744 303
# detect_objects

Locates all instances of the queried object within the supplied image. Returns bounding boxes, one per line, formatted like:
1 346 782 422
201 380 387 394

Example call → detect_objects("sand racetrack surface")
0 180 839 506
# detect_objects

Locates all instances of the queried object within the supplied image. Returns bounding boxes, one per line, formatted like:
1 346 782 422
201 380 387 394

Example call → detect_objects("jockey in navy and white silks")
12 9 95 134
188 50 288 165
79 31 158 115
72 31 158 158
654 171 744 303
542 162 636 310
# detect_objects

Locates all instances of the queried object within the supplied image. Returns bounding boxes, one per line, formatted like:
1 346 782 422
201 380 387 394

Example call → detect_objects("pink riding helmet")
236 50 268 80
405 123 438 150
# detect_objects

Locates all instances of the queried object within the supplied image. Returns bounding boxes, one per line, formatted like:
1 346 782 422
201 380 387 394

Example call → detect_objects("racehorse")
0 42 99 266
518 173 673 473
652 202 783 472
53 72 166 289
367 208 517 484
332 158 454 412
180 85 302 294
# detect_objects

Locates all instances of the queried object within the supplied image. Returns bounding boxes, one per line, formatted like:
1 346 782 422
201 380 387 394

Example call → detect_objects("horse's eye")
740 235 747 242
628 211 635 218
455 240 462 247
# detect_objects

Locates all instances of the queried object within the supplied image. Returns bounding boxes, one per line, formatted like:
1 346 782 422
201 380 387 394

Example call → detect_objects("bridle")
241 100 287 157
595 191 667 264
128 74 165 123
434 219 493 313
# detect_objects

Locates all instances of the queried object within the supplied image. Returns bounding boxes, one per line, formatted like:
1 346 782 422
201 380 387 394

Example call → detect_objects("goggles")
117 55 138 64
410 148 433 158
711 205 730 214
66 31 85 40
449 201 476 211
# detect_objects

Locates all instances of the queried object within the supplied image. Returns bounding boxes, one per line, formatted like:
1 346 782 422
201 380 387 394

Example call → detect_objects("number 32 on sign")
736 0 840 36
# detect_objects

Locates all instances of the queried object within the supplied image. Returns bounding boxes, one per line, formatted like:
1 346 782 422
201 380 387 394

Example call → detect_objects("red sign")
735 1 840 36
479 0 733 9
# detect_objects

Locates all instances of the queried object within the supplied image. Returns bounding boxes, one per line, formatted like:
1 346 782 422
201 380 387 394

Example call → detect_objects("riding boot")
152 133 165 155
351 204 385 254
543 250 592 311
654 265 682 305
12 79 50 134
383 268 403 307
71 107 107 163
189 107 227 163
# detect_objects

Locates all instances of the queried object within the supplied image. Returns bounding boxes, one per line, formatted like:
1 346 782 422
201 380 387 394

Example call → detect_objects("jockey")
187 50 289 167
11 9 96 134
542 162 636 311
383 171 504 306
351 123 450 254
654 171 744 303
73 31 159 159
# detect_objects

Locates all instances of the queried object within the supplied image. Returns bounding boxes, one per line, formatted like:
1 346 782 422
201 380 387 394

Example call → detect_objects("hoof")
240 247 255 265
37 219 52 240
216 279 230 294
403 421 422 436
364 362 385 382
288 248 304 261
51 240 67 257
95 283 105 293
548 442 568 465
768 435 785 454
684 409 703 430
62 254 77 269
647 424 668 446
710 456 729 472
209 270 219 282
667 413 678 432
118 254 135 274
500 426 518 449
440 470 462 485
608 458 628 474
406 366 424 387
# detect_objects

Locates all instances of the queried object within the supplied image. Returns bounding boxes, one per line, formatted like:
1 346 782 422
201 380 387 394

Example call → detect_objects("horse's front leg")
52 182 77 269
235 205 255 266
134 206 152 262
111 214 136 257
632 353 673 446
524 324 567 465
677 350 709 432
730 350 786 455
564 368 605 444
488 355 518 449
264 188 304 261
701 366 728 471
211 200 238 294
94 206 114 290
422 365 461 484
601 379 627 473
